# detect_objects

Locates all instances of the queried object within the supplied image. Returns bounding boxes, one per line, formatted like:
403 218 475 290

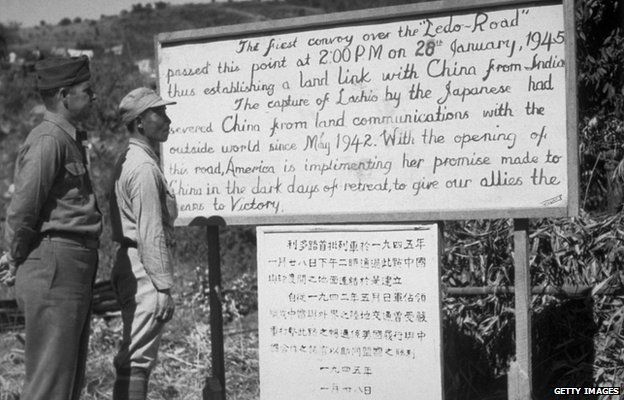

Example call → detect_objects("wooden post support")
509 219 532 400
203 225 226 400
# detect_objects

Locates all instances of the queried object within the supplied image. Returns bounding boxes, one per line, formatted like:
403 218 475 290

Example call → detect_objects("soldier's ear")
59 88 69 108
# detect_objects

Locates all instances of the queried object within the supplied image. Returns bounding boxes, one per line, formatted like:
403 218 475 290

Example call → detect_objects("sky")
0 0 225 27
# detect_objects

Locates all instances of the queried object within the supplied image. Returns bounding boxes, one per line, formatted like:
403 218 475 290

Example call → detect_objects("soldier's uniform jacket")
109 138 176 291
4 110 102 262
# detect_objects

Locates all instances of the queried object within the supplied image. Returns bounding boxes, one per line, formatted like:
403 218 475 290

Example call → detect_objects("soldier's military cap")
35 56 91 90
119 87 176 124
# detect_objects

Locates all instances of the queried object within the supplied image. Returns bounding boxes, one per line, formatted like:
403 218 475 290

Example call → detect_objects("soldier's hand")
0 253 17 287
155 289 175 323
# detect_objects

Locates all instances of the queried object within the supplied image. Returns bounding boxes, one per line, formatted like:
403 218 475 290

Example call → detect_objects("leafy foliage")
576 0 624 213
441 213 624 397
576 0 624 119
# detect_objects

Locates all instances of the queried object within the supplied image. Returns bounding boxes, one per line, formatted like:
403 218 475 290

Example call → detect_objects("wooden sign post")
154 0 578 398
510 218 532 399
203 225 226 400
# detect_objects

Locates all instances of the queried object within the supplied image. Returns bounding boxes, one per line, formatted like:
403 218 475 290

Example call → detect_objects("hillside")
7 0 426 60
0 1 326 224
10 1 324 60
1 0 423 225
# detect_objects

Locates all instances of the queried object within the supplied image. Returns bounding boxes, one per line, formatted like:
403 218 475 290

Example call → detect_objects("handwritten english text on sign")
157 2 572 225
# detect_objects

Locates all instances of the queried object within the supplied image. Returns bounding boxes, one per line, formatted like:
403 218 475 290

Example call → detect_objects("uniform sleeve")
128 164 174 290
4 135 62 264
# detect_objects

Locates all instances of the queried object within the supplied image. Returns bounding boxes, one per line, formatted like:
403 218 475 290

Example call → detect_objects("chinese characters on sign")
257 225 442 400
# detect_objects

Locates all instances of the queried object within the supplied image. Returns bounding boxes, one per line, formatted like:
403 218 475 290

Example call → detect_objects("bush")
576 0 624 213
131 3 153 13
576 0 624 118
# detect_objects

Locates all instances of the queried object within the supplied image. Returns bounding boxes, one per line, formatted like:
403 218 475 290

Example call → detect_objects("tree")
575 0 624 211
577 0 624 119
0 23 20 60
59 17 72 26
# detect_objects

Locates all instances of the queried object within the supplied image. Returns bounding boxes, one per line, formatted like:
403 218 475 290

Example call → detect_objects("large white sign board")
157 0 577 225
257 224 442 400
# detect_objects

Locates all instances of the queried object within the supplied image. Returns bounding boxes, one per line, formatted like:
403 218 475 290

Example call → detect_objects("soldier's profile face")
141 106 171 143
66 81 95 120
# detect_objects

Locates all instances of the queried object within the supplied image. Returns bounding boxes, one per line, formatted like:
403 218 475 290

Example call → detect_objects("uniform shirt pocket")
64 161 87 200
165 184 178 223
65 161 86 176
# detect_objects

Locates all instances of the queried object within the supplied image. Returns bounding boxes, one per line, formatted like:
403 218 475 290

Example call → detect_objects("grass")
78 308 260 400
0 256 260 400
0 307 260 400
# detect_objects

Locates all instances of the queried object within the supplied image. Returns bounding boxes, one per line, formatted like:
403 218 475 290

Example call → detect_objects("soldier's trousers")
15 236 98 400
111 247 166 400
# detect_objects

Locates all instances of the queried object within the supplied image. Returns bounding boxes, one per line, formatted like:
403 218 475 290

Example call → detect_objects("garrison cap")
35 56 91 90
119 87 176 124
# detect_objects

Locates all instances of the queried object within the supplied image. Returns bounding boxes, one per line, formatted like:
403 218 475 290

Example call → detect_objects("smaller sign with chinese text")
257 224 443 400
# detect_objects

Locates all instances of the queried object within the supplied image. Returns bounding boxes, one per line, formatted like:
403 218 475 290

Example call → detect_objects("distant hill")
9 1 325 60
0 1 327 255
8 0 428 60
0 0 416 258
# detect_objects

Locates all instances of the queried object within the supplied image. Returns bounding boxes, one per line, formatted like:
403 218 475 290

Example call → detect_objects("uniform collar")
128 137 160 163
43 110 79 141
